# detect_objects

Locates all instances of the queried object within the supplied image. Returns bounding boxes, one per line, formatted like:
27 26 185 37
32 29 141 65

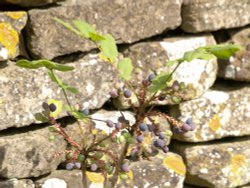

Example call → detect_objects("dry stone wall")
0 0 250 187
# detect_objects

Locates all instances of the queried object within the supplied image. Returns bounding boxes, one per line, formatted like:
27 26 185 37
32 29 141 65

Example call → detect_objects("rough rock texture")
0 0 62 7
0 126 67 178
217 27 250 81
35 170 83 188
181 0 250 33
114 34 218 109
170 82 250 142
27 0 182 59
0 55 118 130
173 137 250 188
117 152 186 188
35 153 185 188
0 11 27 61
0 179 34 188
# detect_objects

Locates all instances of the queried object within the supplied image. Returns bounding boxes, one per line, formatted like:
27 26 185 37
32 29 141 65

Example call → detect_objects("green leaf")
89 32 105 41
99 34 118 63
203 44 243 59
71 111 88 122
34 113 48 122
16 59 44 69
148 72 172 93
17 59 74 72
54 17 81 36
66 87 79 94
183 48 215 62
166 60 178 67
117 58 133 80
72 19 97 38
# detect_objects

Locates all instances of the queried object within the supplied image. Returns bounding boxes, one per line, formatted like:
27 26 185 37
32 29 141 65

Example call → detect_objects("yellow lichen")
86 172 105 183
163 155 186 175
230 154 246 174
6 12 26 20
208 114 221 132
0 22 18 57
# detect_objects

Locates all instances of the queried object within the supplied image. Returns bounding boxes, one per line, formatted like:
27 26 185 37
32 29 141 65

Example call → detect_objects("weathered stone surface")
35 170 83 188
114 34 217 109
0 55 118 130
181 0 250 33
0 179 34 188
0 11 27 61
0 0 62 7
217 27 250 81
27 0 182 59
43 153 185 188
0 126 67 178
117 152 186 188
173 137 250 188
170 82 250 142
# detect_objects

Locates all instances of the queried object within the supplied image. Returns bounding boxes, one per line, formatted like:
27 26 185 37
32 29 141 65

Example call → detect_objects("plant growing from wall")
16 18 242 187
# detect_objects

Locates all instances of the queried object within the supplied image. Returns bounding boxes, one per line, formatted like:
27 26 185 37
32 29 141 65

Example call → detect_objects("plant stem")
110 141 130 187
50 70 86 142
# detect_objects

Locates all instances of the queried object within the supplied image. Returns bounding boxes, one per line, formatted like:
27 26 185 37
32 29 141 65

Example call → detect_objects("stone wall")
0 0 250 187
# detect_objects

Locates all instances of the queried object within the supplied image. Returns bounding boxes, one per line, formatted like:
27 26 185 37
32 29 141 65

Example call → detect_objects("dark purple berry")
109 90 119 98
162 145 169 153
82 108 89 116
148 124 155 132
158 95 166 101
159 132 165 140
136 135 143 143
121 163 130 172
154 139 165 148
142 79 150 86
130 148 139 157
90 163 98 171
49 103 57 112
123 89 132 98
42 102 49 110
139 123 148 132
148 73 155 82
174 128 184 134
66 163 74 170
115 122 122 130
182 123 191 132
106 120 115 128
185 118 192 125
172 81 179 91
75 162 81 169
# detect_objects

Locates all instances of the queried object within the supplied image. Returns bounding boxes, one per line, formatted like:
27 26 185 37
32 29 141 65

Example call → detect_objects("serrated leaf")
148 72 172 93
99 34 118 63
203 44 243 59
34 113 48 122
16 59 44 69
118 58 133 80
54 17 81 36
72 19 96 38
183 48 215 62
17 59 74 72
